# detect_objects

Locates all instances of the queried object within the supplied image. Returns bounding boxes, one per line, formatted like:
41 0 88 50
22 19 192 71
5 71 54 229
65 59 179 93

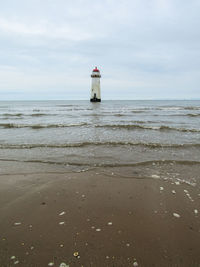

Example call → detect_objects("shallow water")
0 100 200 176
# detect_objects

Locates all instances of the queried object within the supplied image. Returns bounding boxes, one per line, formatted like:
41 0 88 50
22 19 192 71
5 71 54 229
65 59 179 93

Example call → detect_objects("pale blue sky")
0 0 200 100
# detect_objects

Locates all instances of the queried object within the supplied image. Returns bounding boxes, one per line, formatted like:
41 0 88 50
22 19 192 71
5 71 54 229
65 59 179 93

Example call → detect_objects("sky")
0 0 200 100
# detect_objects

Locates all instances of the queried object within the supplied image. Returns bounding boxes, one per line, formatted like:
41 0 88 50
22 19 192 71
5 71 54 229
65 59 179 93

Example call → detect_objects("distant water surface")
0 100 200 178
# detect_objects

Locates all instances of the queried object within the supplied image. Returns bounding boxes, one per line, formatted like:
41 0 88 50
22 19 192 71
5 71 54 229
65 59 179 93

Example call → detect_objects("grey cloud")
0 0 200 99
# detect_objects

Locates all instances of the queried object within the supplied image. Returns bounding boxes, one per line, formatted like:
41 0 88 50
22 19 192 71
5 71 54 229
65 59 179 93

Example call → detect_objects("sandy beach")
0 164 200 267
0 100 200 266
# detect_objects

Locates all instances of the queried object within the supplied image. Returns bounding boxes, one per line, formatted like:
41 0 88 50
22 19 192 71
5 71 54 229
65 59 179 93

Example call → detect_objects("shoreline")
0 166 200 266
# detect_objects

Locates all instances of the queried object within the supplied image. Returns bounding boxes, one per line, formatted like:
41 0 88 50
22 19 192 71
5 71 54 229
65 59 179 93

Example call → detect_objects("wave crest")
0 122 89 129
0 142 200 149
95 124 200 132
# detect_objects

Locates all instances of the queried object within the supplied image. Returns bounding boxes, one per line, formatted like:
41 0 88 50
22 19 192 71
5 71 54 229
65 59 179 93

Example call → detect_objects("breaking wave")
30 113 52 117
0 113 23 117
128 106 200 112
164 113 200 117
183 106 200 110
0 113 57 117
0 158 199 168
0 122 89 129
0 122 199 132
158 106 200 111
187 113 200 117
95 124 200 132
0 142 200 149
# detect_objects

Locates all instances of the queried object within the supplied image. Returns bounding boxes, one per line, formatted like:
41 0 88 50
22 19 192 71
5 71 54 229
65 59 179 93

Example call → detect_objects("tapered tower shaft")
90 67 101 102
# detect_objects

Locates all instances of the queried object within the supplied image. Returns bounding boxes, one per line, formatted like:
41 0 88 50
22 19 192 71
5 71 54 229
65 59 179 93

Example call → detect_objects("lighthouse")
90 66 101 102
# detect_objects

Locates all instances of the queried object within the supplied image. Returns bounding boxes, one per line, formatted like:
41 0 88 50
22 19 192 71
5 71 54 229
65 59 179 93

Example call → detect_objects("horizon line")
0 99 200 101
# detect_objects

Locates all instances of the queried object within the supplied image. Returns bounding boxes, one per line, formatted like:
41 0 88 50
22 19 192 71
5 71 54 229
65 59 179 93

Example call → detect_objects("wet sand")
0 168 200 267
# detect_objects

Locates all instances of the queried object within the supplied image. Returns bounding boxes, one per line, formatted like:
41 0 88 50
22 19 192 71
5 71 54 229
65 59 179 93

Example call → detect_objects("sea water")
0 100 200 182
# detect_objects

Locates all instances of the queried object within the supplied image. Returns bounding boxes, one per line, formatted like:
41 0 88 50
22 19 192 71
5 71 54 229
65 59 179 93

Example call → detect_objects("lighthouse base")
90 98 101 102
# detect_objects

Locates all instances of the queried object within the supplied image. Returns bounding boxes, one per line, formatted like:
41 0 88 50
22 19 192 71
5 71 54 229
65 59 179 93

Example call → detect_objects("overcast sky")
0 0 200 100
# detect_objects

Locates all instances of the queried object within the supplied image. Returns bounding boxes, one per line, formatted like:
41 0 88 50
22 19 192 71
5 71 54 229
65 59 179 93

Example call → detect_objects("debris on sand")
173 213 180 218
14 222 21 226
107 222 113 226
194 209 198 215
133 261 139 266
96 228 101 232
48 263 54 266
10 256 16 260
73 252 80 258
151 174 160 179
59 211 65 216
172 190 176 194
160 187 164 191
59 222 65 225
59 263 69 267
184 191 194 202
14 261 19 265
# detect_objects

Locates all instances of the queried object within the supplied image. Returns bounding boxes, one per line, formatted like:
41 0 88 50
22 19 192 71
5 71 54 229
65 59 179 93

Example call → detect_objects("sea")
0 100 200 185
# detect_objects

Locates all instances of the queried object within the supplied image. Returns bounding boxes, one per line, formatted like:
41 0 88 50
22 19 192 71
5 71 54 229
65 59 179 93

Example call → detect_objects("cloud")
0 18 96 41
0 0 200 99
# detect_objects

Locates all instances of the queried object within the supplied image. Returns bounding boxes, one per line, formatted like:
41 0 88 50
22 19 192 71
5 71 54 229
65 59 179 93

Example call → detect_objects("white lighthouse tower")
90 66 101 102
